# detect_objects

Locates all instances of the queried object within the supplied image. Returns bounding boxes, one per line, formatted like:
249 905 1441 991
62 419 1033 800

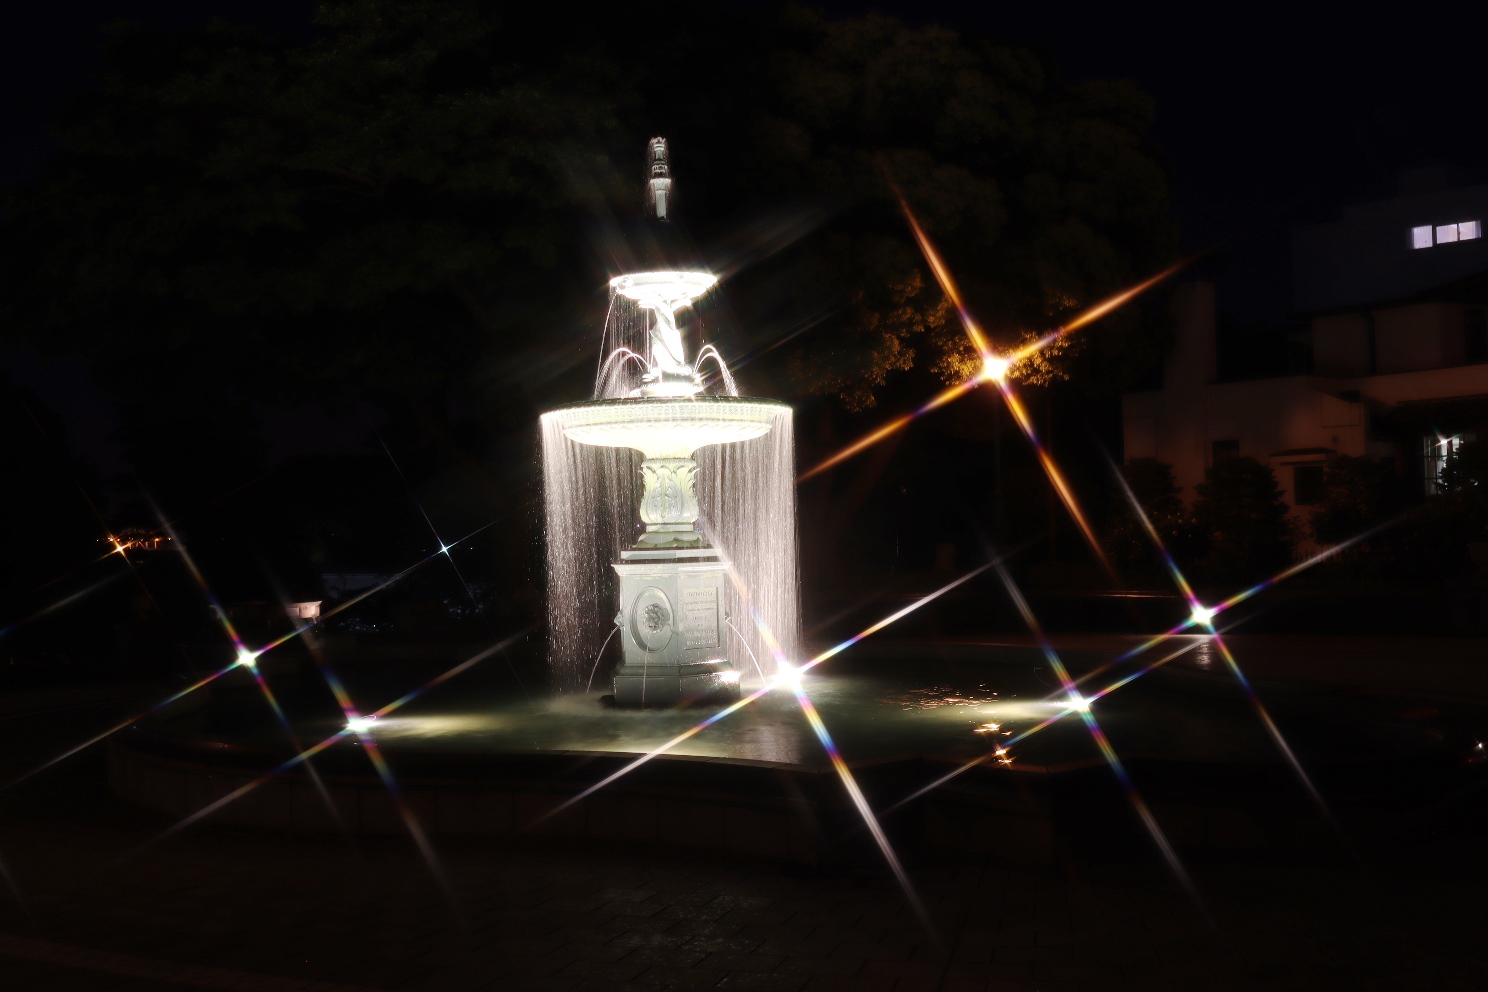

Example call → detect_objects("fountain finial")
608 137 717 397
647 137 673 222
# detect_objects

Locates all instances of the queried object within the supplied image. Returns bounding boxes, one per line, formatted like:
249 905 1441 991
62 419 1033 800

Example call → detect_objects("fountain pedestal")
612 548 732 706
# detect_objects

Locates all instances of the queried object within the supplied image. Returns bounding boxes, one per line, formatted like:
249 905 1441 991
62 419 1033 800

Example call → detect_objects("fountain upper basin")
548 397 786 459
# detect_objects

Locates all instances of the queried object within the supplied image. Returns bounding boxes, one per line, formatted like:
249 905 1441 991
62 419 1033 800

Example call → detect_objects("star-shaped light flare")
989 560 1201 903
140 627 532 852
530 559 997 832
801 188 1191 577
375 433 527 695
1 519 501 796
890 507 1400 818
1105 457 1335 823
295 623 458 908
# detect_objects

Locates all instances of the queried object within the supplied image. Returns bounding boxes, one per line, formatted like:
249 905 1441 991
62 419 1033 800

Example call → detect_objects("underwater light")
776 662 804 693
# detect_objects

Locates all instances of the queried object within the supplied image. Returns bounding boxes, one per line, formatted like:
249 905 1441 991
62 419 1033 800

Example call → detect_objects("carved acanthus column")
637 458 702 546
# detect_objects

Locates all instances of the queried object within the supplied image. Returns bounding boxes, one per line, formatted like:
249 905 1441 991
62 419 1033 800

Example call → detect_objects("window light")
1415 221 1482 247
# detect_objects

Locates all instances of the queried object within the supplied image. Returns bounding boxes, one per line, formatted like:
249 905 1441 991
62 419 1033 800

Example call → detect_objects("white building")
1123 275 1488 520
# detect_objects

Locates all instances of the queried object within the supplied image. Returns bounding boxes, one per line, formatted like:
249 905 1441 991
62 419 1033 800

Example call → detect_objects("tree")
1 3 1173 418
1192 456 1294 583
0 4 628 413
1441 437 1488 497
710 10 1176 409
0 1 636 540
1309 455 1390 549
1391 438 1488 583
1106 457 1204 584
0 1 1176 602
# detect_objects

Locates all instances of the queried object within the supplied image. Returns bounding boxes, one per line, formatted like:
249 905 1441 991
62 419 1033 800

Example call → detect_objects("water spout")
694 344 739 397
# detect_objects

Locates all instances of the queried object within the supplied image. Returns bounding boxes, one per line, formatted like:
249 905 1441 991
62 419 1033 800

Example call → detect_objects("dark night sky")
2 2 1483 470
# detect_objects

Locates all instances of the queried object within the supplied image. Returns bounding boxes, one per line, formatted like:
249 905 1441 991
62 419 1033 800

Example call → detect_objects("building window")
1412 221 1482 248
1466 308 1487 364
1212 439 1239 464
1423 432 1477 495
1292 465 1326 506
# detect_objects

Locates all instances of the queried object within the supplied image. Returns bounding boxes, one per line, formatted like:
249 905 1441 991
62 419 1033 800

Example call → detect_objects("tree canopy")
0 1 1175 425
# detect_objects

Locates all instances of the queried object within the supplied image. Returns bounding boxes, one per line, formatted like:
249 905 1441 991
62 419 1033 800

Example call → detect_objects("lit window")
1411 221 1481 248
1423 431 1477 495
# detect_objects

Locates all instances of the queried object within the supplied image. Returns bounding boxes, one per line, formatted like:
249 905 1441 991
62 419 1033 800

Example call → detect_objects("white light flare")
991 560 1201 904
140 628 531 852
1103 451 1339 833
886 629 1230 814
529 561 998 827
776 661 804 693
788 679 940 945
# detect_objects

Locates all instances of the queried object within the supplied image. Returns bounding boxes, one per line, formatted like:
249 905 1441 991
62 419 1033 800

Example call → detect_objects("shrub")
1105 457 1205 585
1192 456 1294 583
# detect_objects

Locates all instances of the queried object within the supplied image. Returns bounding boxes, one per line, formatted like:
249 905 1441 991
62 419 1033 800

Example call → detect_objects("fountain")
540 138 799 705
103 139 1462 876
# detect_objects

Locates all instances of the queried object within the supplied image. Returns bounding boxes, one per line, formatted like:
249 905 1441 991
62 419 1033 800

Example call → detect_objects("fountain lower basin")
542 398 791 706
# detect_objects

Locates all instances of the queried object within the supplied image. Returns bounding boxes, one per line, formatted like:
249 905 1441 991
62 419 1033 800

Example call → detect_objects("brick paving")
1 692 1487 990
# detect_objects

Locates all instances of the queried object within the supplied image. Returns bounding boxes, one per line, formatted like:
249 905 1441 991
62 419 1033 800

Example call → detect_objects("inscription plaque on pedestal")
682 587 719 648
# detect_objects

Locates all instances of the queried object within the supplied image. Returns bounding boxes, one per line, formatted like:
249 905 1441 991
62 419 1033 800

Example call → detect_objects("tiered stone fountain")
541 139 794 706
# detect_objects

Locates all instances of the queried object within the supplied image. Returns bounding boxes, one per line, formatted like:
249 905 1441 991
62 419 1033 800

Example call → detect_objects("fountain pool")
111 639 1483 865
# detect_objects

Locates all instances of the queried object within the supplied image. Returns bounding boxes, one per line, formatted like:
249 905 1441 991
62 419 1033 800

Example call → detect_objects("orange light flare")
798 188 1191 484
1006 258 1192 366
889 181 994 362
796 376 979 482
992 379 1113 574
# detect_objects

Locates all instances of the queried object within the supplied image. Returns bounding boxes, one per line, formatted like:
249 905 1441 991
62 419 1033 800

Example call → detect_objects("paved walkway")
0 669 1486 991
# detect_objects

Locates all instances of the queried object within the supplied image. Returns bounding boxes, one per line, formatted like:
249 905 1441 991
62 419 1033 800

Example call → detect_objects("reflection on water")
159 645 1452 769
333 672 1081 766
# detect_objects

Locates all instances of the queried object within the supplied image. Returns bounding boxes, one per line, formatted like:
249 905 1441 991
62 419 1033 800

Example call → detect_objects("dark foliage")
1105 456 1204 585
1308 454 1391 549
1192 456 1294 584
0 1 1175 421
